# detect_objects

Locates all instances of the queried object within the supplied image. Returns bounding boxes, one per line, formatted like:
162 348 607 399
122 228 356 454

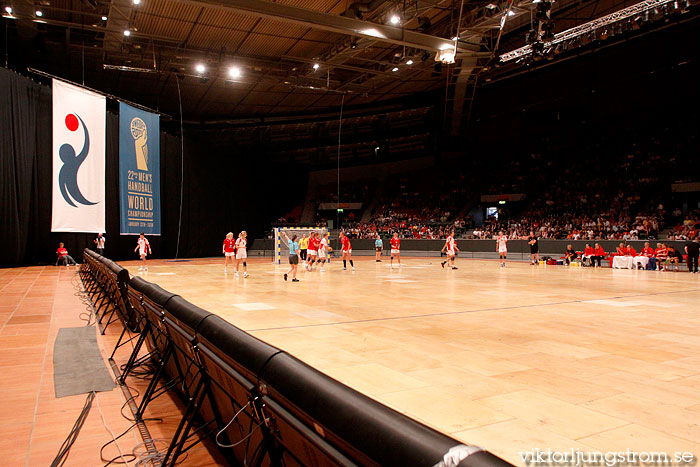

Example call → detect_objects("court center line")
244 287 700 332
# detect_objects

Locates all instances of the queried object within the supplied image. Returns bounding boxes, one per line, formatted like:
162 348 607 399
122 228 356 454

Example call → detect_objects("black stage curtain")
0 68 45 266
0 68 302 267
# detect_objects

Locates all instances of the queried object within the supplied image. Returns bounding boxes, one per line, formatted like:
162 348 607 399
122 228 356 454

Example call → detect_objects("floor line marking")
245 288 700 332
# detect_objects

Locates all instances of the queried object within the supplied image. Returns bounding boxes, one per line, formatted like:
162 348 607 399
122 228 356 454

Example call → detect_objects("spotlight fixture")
437 50 455 64
389 14 400 25
350 39 358 49
508 10 515 16
133 0 141 4
486 3 497 9
312 63 320 70
391 67 399 72
405 59 414 65
195 63 206 74
4 6 12 14
228 66 241 78
451 36 459 41
102 15 108 21
35 10 43 17
123 29 131 36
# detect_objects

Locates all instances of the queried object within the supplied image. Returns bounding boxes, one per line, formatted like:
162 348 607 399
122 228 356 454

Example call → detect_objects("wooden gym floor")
0 266 225 466
2 256 699 466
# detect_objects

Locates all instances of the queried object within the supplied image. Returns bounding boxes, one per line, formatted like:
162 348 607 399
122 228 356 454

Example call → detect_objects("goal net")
273 227 329 264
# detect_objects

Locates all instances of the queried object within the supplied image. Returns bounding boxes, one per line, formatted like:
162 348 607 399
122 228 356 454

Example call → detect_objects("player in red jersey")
616 243 628 256
222 232 236 273
390 232 401 268
640 242 657 270
306 232 319 271
592 243 606 267
235 231 248 278
440 230 459 269
340 231 354 271
655 243 668 271
583 243 595 267
641 243 655 257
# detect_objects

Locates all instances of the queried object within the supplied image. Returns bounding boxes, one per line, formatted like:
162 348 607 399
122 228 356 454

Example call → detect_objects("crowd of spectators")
276 204 303 225
667 209 699 240
469 210 662 241
464 123 697 240
350 171 472 238
342 221 460 240
295 119 698 242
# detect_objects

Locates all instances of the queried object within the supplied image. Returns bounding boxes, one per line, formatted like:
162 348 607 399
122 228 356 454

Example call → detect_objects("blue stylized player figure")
59 113 96 207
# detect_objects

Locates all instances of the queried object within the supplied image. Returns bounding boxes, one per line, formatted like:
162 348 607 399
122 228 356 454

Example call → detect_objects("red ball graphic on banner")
65 114 79 132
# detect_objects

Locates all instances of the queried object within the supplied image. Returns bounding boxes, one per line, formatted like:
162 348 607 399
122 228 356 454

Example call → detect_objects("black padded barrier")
264 237 691 256
197 315 282 386
80 249 134 333
83 254 514 467
194 317 269 465
258 351 514 467
129 275 179 308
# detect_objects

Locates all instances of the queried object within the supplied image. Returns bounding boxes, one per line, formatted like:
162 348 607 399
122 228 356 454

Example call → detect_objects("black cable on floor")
72 273 97 326
100 422 139 466
50 391 96 467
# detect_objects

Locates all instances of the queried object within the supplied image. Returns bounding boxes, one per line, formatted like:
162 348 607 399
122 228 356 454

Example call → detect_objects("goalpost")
273 227 328 264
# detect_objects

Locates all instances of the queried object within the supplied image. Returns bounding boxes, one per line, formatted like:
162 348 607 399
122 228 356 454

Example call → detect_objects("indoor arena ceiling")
4 0 652 121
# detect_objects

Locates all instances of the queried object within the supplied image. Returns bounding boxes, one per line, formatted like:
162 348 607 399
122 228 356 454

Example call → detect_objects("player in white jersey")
317 232 331 272
497 230 508 267
235 231 248 278
134 233 152 271
440 230 459 270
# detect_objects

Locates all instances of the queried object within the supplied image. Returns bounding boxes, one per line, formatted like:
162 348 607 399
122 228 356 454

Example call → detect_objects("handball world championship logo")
130 117 149 171
58 113 97 207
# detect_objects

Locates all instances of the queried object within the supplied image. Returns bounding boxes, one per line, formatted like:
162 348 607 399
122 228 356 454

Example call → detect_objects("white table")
632 256 650 269
612 256 634 269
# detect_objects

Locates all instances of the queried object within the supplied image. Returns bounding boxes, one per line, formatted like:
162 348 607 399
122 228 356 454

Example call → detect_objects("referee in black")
686 238 699 274
528 231 540 265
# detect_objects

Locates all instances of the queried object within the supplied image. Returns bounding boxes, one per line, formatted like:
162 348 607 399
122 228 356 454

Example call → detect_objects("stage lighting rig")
535 1 555 41
526 0 556 60
500 0 685 63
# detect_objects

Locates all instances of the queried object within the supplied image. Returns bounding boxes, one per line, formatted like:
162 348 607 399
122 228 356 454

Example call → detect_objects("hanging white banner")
51 80 106 233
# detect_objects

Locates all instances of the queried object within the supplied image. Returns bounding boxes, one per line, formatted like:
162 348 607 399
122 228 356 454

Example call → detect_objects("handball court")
1 257 699 466
131 256 700 465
